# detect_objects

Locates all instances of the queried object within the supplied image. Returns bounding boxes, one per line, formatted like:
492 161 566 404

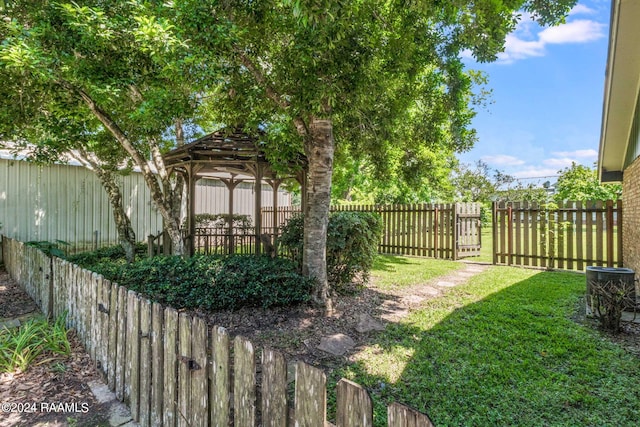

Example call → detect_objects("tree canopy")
554 163 622 202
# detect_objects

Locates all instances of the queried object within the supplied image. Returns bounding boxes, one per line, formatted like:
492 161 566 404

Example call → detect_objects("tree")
452 161 498 203
176 0 576 307
554 162 622 202
0 1 199 257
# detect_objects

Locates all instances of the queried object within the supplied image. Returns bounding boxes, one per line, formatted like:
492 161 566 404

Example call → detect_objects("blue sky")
458 0 610 185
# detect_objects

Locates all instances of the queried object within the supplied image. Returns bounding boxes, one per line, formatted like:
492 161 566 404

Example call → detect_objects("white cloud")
497 17 605 63
539 20 605 44
543 157 576 168
569 4 596 16
510 167 560 179
480 154 526 166
551 149 597 158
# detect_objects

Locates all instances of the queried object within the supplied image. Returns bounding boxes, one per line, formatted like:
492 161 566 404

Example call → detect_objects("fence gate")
455 203 482 259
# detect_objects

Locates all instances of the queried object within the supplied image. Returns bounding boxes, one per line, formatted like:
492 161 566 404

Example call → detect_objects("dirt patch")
0 269 112 427
0 270 39 319
194 263 490 369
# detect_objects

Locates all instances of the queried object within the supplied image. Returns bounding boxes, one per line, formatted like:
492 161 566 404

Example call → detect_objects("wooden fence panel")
262 348 288 427
492 200 621 271
115 286 128 402
387 402 434 427
234 336 256 427
139 298 152 427
261 203 481 260
210 326 230 427
191 317 208 427
596 200 604 266
336 379 373 427
295 361 326 426
163 307 179 427
126 291 141 419
150 302 164 427
107 282 119 391
89 273 98 362
178 312 191 427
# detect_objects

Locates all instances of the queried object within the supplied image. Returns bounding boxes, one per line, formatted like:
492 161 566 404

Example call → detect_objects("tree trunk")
73 86 186 255
95 168 137 263
303 117 334 308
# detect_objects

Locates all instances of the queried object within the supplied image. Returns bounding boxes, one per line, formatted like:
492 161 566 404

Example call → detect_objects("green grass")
372 255 463 290
333 266 640 426
0 314 71 373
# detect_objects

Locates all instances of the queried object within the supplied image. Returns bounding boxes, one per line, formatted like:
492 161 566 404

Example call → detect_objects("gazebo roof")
163 128 304 181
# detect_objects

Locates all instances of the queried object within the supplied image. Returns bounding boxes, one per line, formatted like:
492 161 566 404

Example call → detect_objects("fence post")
453 204 459 261
492 202 498 265
606 200 614 267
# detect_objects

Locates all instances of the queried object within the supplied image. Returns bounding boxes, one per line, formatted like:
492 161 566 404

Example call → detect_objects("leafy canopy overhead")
176 0 576 189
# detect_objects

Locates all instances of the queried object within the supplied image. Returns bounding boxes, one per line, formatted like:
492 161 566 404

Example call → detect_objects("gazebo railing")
148 227 285 257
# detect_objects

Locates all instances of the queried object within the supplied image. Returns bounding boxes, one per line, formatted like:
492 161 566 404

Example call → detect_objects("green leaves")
554 163 622 203
0 314 71 373
278 211 383 292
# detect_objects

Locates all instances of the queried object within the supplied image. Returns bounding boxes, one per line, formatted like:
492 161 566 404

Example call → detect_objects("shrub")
278 211 383 292
590 278 636 333
89 255 313 311
66 242 147 268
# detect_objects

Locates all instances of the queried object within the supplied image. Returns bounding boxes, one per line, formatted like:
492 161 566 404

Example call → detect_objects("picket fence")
262 203 482 260
492 200 622 270
1 236 433 427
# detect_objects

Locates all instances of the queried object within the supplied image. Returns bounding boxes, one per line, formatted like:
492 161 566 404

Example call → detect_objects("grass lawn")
334 263 640 426
372 255 463 290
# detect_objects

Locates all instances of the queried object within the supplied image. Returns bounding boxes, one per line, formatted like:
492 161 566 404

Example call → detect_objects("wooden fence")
262 203 482 260
493 200 623 270
1 236 434 427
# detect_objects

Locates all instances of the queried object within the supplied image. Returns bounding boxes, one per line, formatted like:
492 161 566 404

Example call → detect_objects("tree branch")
235 49 309 137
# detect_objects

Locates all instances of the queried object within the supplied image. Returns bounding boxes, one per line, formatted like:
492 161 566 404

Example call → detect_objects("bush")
66 242 147 268
278 211 383 292
590 278 636 333
85 254 313 311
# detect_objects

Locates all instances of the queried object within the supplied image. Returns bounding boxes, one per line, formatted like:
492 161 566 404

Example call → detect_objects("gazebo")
163 128 306 256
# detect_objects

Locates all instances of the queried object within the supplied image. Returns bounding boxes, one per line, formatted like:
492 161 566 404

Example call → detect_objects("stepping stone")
465 266 486 273
416 286 440 296
355 313 385 333
456 271 475 277
318 334 355 356
88 380 115 404
401 295 425 306
436 281 457 287
108 401 135 427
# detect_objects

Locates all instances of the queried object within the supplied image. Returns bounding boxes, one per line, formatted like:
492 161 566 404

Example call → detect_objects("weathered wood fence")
1 236 434 427
493 200 623 270
262 203 482 260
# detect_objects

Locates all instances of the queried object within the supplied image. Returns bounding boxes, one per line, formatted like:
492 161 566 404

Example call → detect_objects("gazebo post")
187 163 198 257
222 175 240 255
268 179 282 255
298 169 309 215
254 166 263 255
